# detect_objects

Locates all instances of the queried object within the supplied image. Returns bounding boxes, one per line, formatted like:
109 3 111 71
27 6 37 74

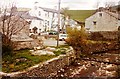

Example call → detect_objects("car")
59 34 67 41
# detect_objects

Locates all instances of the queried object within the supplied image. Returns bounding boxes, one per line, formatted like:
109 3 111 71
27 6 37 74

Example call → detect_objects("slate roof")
14 11 43 20
105 11 120 20
11 33 33 42
87 10 120 20
39 7 62 13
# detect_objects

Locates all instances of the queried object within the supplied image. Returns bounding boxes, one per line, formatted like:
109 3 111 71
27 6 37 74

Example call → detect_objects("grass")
53 49 66 56
53 45 70 56
2 45 70 73
2 49 56 73
46 45 70 49
66 10 96 22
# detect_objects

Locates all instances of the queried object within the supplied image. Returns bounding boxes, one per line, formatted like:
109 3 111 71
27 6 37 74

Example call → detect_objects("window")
53 13 55 17
39 11 41 16
34 6 37 10
48 12 49 17
39 21 41 24
93 21 97 25
45 13 47 17
48 21 49 26
99 13 102 17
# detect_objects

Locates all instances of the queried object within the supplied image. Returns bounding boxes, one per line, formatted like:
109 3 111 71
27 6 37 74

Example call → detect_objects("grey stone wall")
85 11 119 31
88 31 118 41
14 39 43 50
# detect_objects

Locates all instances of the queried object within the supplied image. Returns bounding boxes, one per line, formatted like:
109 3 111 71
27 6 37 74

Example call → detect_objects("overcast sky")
0 0 120 10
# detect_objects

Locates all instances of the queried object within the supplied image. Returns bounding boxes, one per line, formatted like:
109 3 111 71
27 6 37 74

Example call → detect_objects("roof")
13 11 43 20
74 20 85 24
86 10 120 20
39 7 62 13
17 8 31 12
105 11 120 20
11 33 33 42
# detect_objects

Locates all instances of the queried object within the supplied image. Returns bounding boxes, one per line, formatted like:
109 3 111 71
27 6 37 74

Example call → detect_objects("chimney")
98 7 104 12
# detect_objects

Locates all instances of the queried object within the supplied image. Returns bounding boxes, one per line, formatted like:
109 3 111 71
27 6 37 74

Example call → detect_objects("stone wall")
82 42 119 54
10 48 75 77
88 31 118 41
14 39 43 50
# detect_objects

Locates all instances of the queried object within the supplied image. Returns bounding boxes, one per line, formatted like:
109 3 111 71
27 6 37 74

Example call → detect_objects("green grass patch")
53 45 70 56
66 10 96 22
2 49 55 73
56 45 70 49
46 45 70 49
53 49 66 56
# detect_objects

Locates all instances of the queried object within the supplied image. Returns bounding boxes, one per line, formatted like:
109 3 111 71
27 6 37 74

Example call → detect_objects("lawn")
66 10 96 22
2 49 56 73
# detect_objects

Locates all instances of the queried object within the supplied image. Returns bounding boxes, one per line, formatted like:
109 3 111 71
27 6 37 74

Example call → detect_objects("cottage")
29 2 63 34
85 8 120 32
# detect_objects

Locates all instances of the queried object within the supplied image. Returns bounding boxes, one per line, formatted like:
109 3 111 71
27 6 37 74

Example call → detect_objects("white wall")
29 3 64 33
30 19 44 33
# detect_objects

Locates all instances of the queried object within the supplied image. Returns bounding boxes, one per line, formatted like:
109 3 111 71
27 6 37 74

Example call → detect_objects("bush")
2 34 16 56
66 27 87 47
65 27 87 58
2 44 13 56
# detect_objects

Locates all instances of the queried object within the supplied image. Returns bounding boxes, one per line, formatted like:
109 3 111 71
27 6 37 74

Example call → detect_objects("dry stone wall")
11 48 76 77
89 31 118 41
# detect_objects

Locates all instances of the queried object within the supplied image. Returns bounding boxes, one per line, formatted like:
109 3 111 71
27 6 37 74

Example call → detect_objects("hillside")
66 10 96 22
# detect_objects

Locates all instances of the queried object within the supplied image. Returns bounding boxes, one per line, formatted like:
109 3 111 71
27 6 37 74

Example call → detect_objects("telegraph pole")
57 0 61 47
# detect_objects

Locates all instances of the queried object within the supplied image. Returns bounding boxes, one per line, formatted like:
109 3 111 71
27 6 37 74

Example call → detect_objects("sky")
0 0 120 10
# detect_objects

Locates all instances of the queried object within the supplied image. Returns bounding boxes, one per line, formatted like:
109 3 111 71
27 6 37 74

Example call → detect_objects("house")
28 2 63 34
64 18 82 30
0 6 35 40
85 8 120 32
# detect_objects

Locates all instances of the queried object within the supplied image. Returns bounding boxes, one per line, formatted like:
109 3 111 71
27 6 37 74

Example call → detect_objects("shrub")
65 26 87 58
2 34 16 56
66 27 87 47
2 44 13 56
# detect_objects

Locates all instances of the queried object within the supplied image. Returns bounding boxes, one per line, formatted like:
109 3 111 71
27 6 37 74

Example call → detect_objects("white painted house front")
29 2 63 34
85 10 120 32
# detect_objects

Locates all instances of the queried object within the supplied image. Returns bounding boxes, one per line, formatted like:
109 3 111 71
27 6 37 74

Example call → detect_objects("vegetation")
66 27 87 58
53 45 70 56
66 27 87 47
2 45 70 73
66 10 96 22
2 49 56 73
1 4 29 56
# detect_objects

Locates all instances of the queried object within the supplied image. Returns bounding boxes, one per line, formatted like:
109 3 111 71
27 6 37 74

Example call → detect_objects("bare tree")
61 7 70 32
104 2 116 11
94 1 100 9
0 3 29 54
105 2 116 8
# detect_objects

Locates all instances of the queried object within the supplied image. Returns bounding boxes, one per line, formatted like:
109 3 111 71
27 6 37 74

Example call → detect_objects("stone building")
85 8 120 32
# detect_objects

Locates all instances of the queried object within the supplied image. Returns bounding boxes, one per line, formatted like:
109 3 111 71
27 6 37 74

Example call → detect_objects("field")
66 10 96 22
